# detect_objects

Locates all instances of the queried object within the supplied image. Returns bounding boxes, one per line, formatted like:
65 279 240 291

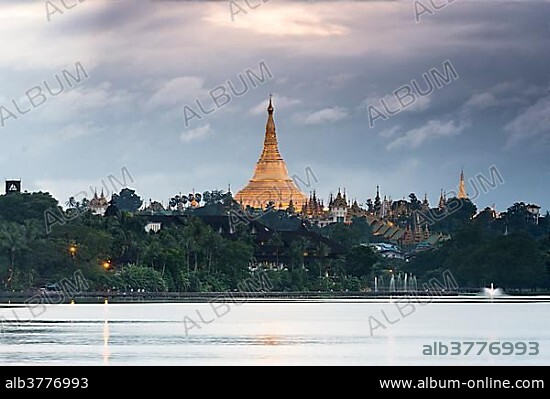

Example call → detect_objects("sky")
0 0 548 213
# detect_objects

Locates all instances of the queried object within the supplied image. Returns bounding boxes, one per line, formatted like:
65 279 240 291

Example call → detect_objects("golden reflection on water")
256 335 283 346
103 313 110 366
253 334 285 366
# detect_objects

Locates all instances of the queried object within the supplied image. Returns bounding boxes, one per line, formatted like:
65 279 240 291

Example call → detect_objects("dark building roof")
136 210 345 257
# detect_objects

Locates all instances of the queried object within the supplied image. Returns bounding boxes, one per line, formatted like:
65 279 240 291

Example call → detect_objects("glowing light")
69 245 77 257
206 4 348 37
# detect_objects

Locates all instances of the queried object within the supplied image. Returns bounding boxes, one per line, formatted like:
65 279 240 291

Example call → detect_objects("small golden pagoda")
457 168 468 199
235 97 307 210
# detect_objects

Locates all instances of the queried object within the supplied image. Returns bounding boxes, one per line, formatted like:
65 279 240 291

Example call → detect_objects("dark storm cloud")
0 0 548 212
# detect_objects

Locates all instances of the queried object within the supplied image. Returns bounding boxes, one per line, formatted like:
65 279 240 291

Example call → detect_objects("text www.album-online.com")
379 377 544 389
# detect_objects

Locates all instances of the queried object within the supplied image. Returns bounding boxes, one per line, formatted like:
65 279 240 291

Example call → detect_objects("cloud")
1 0 549 213
322 73 354 89
249 95 302 115
147 77 207 109
361 93 432 114
463 92 499 110
181 124 213 143
461 81 550 148
386 119 467 150
30 81 132 123
504 95 550 148
206 4 349 37
295 107 348 125
54 122 105 141
462 81 547 111
378 125 402 139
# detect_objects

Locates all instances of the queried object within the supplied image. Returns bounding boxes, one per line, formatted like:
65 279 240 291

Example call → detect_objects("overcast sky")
0 0 548 212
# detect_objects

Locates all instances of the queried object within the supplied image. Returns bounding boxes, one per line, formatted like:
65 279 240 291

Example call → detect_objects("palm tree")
0 222 30 289
267 232 284 268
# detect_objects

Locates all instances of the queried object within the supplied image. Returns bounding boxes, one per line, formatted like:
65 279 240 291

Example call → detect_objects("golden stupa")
235 97 307 210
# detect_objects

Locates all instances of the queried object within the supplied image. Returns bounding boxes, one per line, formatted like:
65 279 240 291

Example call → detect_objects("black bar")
0 366 547 394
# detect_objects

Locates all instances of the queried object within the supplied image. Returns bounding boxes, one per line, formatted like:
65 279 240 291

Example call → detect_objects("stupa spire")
235 96 307 210
457 168 468 199
260 95 282 161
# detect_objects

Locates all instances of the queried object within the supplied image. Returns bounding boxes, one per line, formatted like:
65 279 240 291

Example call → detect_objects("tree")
202 190 225 205
218 240 254 285
287 238 307 270
366 198 374 213
169 195 188 211
267 232 284 266
344 245 378 278
104 200 121 217
320 218 372 250
0 222 31 289
432 198 477 234
406 224 549 289
105 264 167 292
0 192 59 224
409 193 421 211
112 188 143 212
500 202 544 238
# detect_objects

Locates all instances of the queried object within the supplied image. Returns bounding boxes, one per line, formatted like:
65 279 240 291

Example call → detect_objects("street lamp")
102 260 112 270
69 245 78 258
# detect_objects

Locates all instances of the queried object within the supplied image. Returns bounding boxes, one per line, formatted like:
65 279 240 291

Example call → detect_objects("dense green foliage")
112 188 143 213
403 201 550 289
0 191 378 293
0 191 547 293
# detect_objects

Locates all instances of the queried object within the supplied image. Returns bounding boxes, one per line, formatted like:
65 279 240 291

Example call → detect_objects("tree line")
0 190 548 293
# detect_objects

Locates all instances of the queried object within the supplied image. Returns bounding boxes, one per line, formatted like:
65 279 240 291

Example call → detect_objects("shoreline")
2 290 550 304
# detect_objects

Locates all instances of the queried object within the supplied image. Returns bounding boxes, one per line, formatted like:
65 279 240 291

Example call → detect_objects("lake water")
1 298 549 365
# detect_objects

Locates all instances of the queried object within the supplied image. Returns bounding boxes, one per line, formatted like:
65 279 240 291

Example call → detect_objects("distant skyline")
0 0 548 212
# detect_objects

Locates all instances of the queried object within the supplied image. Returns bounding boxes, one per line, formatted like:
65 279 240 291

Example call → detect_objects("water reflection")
255 335 283 346
102 302 110 366
0 302 549 365
103 319 110 366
